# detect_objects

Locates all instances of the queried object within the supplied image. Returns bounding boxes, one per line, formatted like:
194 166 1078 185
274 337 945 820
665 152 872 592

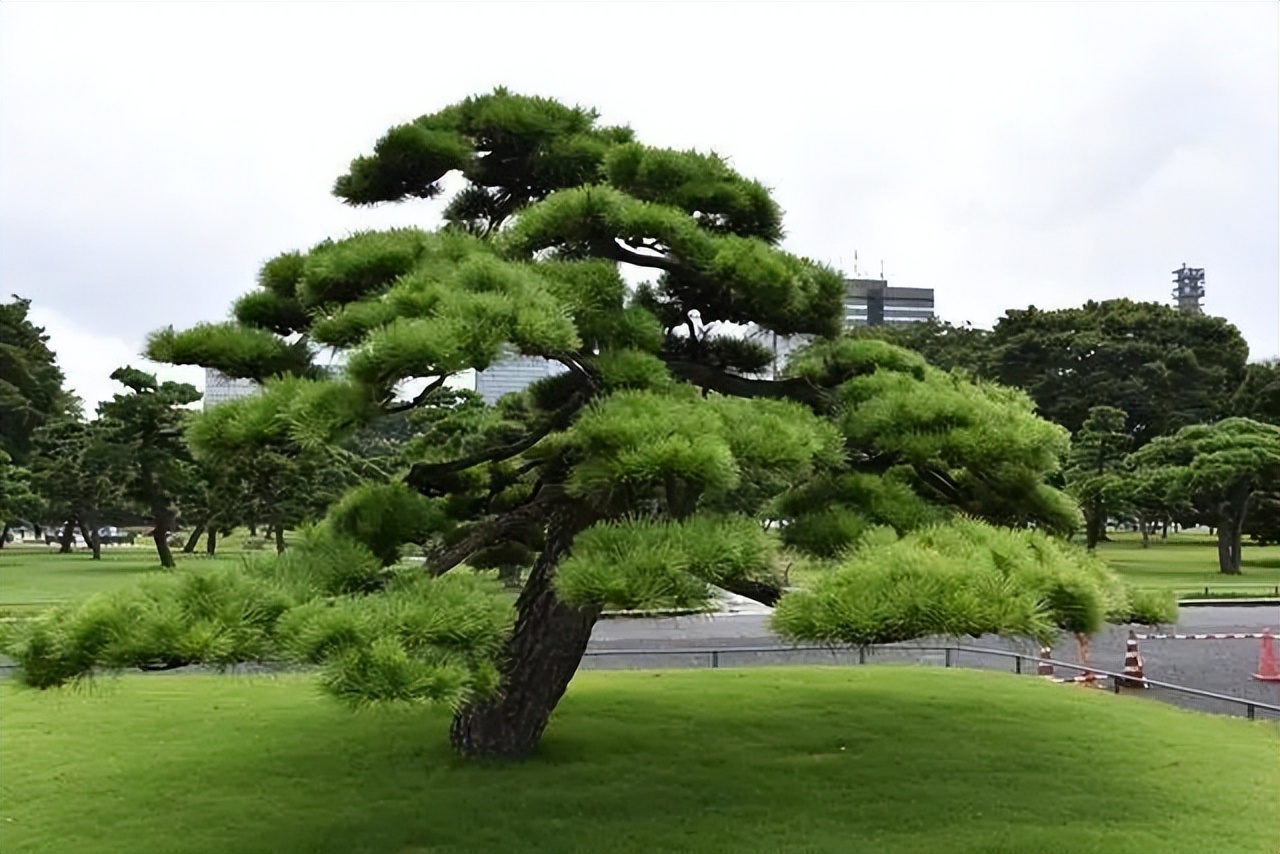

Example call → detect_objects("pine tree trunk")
77 518 101 560
1217 525 1240 575
1218 494 1250 575
206 528 218 556
1084 506 1102 551
152 527 175 568
59 518 75 553
449 508 597 760
182 523 206 554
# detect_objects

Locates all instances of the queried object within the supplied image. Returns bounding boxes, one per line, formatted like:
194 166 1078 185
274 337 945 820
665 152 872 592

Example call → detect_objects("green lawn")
0 546 246 617
0 667 1276 854
1097 532 1280 598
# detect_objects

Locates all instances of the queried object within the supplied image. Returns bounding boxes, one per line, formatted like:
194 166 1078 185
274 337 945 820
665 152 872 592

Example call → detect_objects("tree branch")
386 376 447 413
601 239 686 276
662 359 832 411
422 485 569 576
404 390 590 493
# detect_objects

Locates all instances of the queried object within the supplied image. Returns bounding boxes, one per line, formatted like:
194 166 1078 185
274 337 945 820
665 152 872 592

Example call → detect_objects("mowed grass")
0 546 247 617
1 667 1277 854
1097 532 1280 598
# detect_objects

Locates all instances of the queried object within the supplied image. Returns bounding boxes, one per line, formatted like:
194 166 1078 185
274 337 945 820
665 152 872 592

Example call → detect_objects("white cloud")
3 0 1276 412
28 305 204 414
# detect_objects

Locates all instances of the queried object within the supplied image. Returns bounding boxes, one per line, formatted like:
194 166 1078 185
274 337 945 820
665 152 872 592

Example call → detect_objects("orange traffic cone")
1037 645 1054 678
1120 630 1147 689
1253 629 1280 683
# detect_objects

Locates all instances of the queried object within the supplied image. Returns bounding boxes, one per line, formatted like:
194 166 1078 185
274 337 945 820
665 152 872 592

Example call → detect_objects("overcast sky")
2 1 1276 408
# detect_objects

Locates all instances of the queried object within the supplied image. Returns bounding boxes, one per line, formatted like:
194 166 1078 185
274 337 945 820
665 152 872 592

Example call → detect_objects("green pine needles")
2 89 1179 758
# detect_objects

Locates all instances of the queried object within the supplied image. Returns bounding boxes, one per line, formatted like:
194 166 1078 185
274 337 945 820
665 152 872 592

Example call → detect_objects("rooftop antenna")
853 250 859 276
880 259 885 280
1171 263 1205 315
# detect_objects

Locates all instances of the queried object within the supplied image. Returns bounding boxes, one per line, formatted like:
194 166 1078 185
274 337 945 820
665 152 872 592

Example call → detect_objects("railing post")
1015 655 1022 675
944 648 953 668
1112 676 1120 694
711 650 719 669
1247 703 1255 721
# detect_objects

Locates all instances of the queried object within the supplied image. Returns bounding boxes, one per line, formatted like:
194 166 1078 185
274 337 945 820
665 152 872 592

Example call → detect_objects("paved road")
584 605 1280 719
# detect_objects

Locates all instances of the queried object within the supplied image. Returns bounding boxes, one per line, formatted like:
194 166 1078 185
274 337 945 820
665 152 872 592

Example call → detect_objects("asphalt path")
584 605 1280 719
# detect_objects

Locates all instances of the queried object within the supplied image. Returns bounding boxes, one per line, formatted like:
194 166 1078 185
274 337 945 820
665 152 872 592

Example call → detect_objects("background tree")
1231 359 1280 425
96 368 201 567
0 450 42 543
985 299 1249 446
186 381 370 554
1126 418 1280 573
0 297 74 466
6 90 1167 761
1 297 75 542
1064 406 1132 550
850 318 993 376
28 418 123 559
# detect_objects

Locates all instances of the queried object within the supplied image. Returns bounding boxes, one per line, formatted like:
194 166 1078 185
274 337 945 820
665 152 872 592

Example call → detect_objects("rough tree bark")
182 523 206 554
1084 504 1104 551
273 524 286 555
59 517 75 553
449 507 598 760
1216 492 1251 575
206 528 218 556
77 518 101 560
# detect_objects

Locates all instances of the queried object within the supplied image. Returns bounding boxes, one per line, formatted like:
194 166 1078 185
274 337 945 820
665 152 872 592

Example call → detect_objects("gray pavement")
584 605 1280 719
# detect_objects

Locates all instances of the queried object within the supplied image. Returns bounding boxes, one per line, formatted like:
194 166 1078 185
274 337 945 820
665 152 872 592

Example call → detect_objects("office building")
843 278 935 327
202 368 258 410
474 356 565 404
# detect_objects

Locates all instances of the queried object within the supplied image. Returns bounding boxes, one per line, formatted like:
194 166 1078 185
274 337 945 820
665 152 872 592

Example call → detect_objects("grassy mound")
1 667 1276 854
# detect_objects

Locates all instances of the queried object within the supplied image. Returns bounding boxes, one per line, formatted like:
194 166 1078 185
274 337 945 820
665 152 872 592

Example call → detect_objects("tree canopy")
1125 417 1280 573
1064 406 1132 551
0 297 74 466
6 90 1169 760
94 368 202 567
985 299 1249 446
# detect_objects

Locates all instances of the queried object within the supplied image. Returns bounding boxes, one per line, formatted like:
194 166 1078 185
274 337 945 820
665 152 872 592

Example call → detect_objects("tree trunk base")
449 508 597 760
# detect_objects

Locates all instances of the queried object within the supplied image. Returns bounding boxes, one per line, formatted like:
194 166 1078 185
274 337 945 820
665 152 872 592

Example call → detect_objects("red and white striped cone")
1037 645 1054 678
1253 629 1280 683
1120 630 1148 689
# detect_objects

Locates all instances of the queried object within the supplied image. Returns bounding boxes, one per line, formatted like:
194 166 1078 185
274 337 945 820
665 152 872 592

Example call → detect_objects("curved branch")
386 376 447 412
600 239 686 276
404 390 590 493
663 359 833 411
423 485 570 576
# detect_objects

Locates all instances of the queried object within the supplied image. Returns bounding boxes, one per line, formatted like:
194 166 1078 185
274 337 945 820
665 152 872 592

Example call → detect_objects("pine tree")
1126 418 1280 573
7 91 1166 759
1064 406 1132 550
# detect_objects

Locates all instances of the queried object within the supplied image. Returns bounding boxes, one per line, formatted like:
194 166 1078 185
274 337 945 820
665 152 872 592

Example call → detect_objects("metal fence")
580 642 1280 722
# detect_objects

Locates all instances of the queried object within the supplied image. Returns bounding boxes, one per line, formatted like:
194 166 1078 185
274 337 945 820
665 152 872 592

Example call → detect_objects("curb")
1176 598 1280 607
1135 632 1270 640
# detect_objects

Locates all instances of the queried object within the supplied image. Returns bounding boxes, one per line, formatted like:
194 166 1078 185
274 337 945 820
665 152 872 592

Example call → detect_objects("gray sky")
3 1 1276 408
